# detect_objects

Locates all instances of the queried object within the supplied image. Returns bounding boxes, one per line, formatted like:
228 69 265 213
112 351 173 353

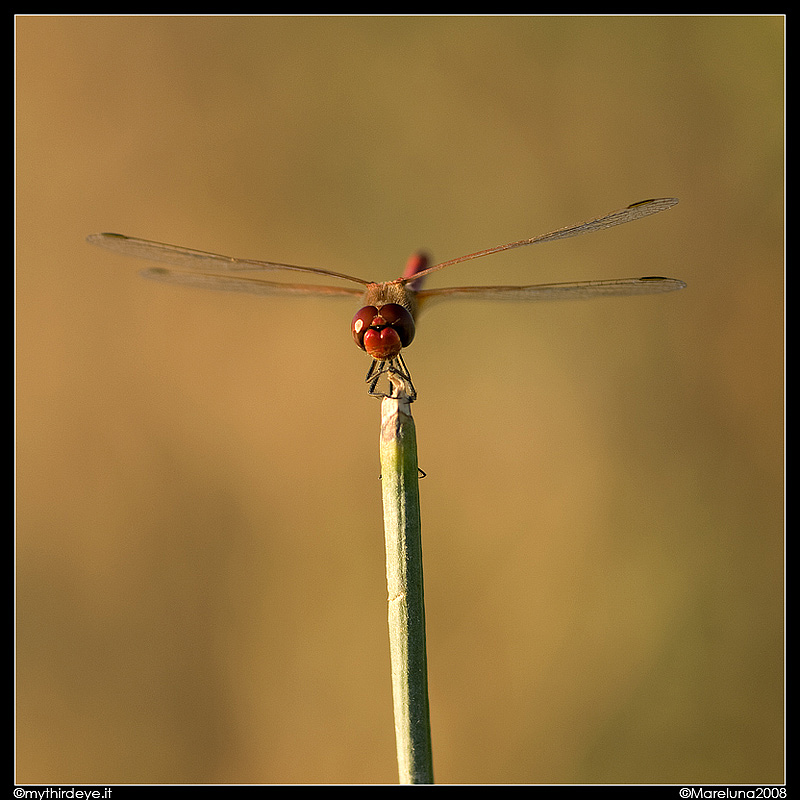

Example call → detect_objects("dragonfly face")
87 198 685 401
352 302 416 360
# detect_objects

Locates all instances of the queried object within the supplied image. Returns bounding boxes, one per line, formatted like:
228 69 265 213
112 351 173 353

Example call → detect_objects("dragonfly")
87 197 684 401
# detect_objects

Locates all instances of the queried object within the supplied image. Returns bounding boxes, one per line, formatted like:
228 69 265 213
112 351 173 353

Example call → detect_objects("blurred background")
16 16 783 785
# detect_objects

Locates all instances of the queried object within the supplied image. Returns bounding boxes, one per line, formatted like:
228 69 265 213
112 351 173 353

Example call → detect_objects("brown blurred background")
16 16 783 785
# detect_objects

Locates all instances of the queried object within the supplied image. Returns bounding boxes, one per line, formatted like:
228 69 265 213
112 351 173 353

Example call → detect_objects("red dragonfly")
87 198 684 400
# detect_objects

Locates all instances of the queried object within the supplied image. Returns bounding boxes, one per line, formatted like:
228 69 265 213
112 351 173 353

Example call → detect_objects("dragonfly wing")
415 276 686 310
408 198 679 281
521 198 679 246
141 267 365 299
87 232 370 285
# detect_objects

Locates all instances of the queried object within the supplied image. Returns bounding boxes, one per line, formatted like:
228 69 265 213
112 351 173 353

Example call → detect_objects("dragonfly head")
351 303 415 360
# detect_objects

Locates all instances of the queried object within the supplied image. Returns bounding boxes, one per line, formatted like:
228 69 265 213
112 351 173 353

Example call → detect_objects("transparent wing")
86 232 371 286
140 267 365 299
408 198 679 282
415 276 686 310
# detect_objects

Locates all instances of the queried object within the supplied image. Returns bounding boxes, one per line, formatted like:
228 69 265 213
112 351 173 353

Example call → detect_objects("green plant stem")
379 385 433 785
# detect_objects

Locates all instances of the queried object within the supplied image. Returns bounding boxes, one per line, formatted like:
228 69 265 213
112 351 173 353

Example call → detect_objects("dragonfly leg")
365 357 417 402
393 354 417 401
365 359 383 397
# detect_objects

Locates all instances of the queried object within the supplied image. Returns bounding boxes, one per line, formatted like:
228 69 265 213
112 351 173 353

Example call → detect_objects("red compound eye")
351 306 379 350
376 304 415 348
351 303 415 359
